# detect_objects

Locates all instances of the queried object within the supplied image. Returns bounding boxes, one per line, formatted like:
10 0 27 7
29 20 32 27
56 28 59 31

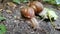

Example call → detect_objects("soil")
0 0 60 34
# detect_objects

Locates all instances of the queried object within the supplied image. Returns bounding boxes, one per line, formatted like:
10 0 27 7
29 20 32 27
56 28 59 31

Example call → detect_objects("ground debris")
6 10 12 13
7 2 17 9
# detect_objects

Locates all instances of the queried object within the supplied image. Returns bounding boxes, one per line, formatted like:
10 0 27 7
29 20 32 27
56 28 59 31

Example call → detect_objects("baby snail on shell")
21 6 40 29
28 1 44 14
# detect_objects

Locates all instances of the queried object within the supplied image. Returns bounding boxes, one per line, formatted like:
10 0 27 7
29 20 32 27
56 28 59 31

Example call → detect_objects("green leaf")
0 24 7 34
56 0 60 4
13 0 20 4
43 0 58 5
23 0 29 2
0 12 6 21
46 8 58 20
47 10 56 28
0 31 3 34
0 17 6 21
13 0 29 4
43 0 50 2
40 8 58 20
50 0 56 4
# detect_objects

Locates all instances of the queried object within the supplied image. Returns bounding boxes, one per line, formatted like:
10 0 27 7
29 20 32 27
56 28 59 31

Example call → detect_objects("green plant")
0 24 7 34
39 8 58 29
46 8 58 28
13 0 29 4
43 0 60 6
0 13 6 21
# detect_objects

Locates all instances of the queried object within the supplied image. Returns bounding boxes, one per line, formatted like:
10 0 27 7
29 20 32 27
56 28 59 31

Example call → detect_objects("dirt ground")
0 0 60 34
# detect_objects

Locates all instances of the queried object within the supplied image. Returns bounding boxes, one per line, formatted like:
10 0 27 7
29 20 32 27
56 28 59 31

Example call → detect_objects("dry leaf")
57 7 60 10
6 10 12 13
7 2 17 8
0 9 3 11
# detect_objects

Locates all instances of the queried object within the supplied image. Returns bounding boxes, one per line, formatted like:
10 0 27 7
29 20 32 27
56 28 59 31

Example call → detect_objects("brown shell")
21 6 35 19
28 1 43 14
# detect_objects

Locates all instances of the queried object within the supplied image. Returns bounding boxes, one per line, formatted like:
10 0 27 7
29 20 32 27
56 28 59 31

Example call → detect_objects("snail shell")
21 6 35 19
28 1 44 14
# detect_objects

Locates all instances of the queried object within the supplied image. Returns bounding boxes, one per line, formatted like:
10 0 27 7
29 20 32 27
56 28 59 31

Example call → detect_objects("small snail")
28 1 43 14
21 6 40 29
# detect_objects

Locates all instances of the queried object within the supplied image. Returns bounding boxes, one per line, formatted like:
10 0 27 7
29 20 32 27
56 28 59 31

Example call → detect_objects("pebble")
14 20 17 23
31 31 34 34
14 16 20 20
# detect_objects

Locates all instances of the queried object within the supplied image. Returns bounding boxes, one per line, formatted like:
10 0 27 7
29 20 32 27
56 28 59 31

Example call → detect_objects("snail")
21 6 40 29
27 1 59 30
27 1 46 22
28 1 44 14
21 6 35 19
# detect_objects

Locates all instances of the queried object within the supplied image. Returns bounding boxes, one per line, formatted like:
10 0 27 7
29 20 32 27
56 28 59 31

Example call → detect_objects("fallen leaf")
0 9 3 11
0 5 4 9
6 10 12 13
7 2 17 8
57 7 60 10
